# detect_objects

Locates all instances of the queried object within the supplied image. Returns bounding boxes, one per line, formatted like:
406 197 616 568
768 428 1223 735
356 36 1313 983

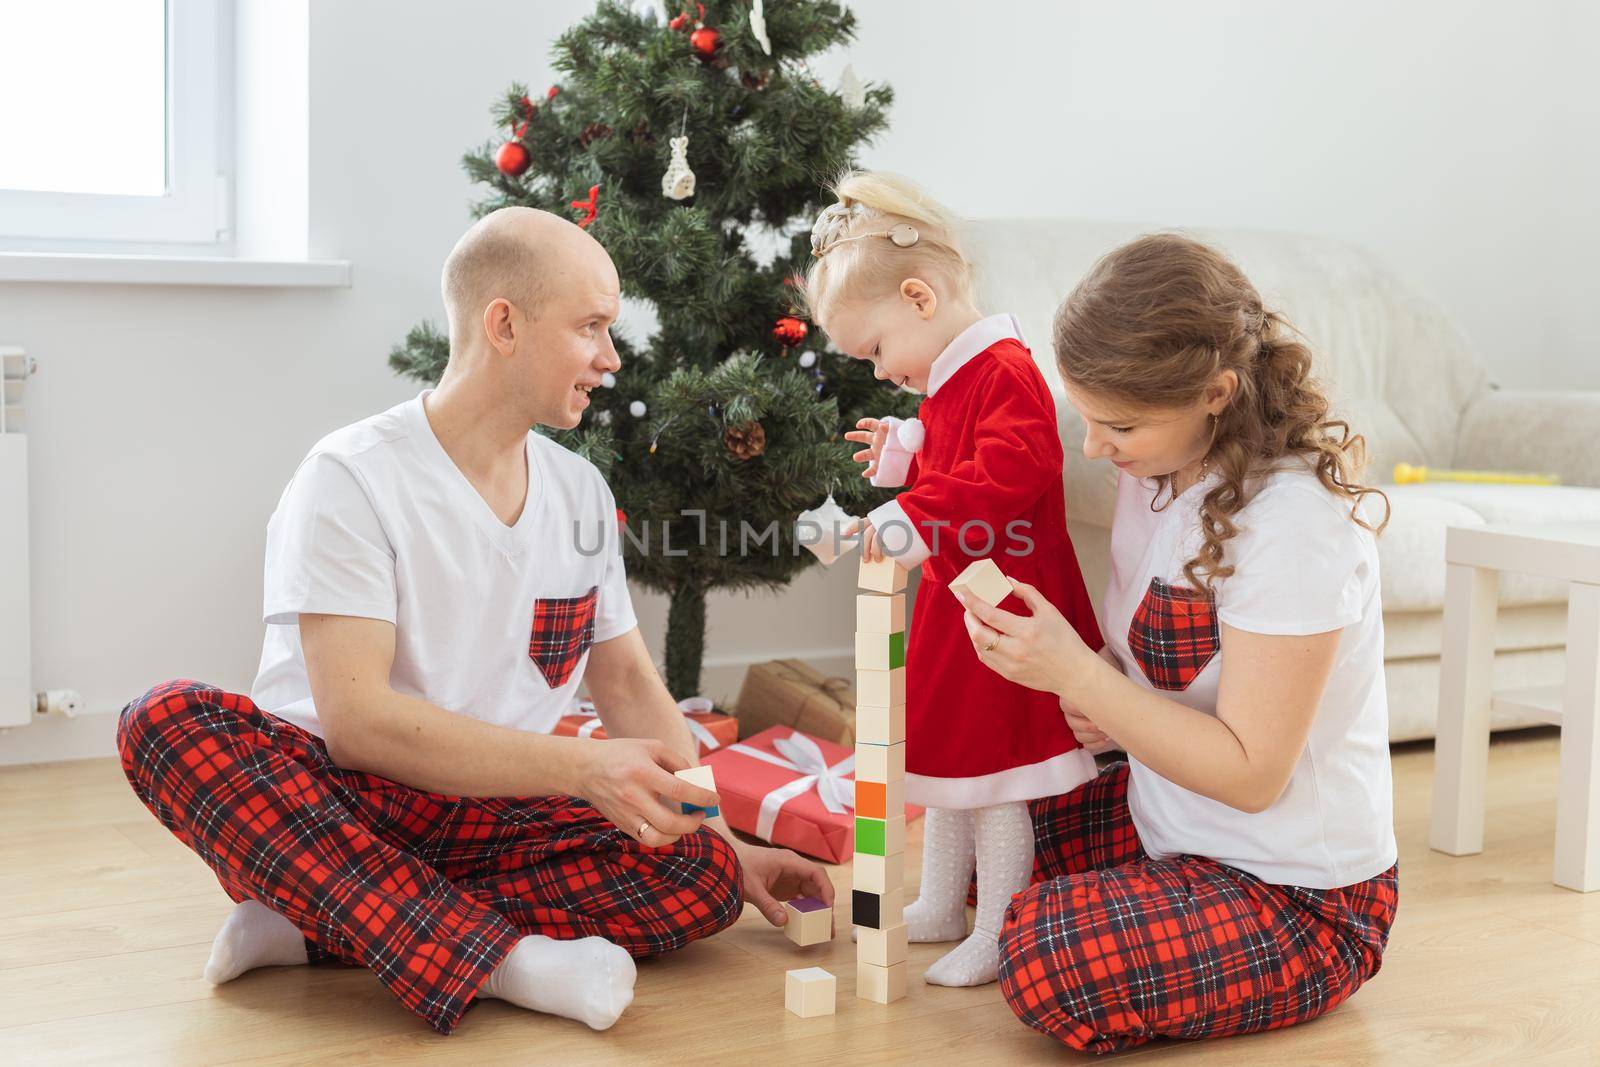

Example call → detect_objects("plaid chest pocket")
529 586 600 689
1127 577 1220 691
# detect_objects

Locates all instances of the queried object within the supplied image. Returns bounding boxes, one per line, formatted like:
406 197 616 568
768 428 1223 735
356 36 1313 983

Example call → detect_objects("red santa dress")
866 314 1104 809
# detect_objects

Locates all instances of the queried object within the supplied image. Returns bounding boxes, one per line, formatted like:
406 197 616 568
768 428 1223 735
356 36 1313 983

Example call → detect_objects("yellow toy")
1393 463 1559 486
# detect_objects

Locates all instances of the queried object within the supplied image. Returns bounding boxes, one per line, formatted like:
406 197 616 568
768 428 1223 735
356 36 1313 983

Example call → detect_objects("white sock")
479 934 636 1031
902 806 976 943
924 800 1033 987
203 899 310 985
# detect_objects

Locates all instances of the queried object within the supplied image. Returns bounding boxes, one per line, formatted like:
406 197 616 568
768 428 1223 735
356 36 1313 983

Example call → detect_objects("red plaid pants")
1000 762 1398 1054
117 680 743 1034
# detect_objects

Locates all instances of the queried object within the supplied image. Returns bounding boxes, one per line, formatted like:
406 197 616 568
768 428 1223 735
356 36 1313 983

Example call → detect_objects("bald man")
117 209 834 1035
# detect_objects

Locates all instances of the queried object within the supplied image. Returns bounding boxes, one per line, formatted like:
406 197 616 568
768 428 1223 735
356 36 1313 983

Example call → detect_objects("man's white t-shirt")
1104 462 1398 889
250 391 637 738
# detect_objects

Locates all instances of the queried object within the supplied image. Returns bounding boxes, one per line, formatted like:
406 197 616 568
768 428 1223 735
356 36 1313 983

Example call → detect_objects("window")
0 0 227 247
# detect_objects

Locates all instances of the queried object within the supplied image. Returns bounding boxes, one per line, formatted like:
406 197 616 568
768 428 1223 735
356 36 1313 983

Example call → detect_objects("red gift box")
556 697 738 757
704 726 922 863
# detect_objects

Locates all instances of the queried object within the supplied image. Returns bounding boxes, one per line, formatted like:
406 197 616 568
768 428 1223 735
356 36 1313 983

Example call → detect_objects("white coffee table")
1430 521 1600 891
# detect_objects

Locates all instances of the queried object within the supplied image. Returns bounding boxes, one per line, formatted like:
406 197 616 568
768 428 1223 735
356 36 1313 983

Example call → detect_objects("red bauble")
772 316 809 347
495 141 531 177
690 25 720 59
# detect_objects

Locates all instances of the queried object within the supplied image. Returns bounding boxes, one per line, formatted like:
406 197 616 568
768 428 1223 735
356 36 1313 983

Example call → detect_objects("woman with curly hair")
954 234 1399 1054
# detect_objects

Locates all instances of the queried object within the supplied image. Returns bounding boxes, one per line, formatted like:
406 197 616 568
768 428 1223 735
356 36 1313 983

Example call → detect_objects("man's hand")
573 737 721 848
844 417 889 480
731 840 837 928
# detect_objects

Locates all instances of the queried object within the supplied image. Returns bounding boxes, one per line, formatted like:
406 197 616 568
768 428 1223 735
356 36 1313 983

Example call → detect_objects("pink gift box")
704 725 922 863
555 699 737 758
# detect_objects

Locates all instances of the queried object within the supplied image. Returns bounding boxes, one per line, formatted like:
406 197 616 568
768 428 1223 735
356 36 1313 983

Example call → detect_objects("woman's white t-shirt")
250 391 637 738
1104 463 1397 889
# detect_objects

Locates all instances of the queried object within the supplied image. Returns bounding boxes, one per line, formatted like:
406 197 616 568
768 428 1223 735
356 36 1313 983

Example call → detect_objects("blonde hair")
801 171 974 325
1053 233 1390 591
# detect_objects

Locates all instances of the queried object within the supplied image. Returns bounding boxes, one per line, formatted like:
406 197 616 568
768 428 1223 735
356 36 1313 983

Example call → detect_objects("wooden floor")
2 732 1598 1065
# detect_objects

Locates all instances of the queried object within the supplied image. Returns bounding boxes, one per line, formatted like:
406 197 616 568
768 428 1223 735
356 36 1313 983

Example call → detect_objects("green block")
887 630 905 669
856 816 887 856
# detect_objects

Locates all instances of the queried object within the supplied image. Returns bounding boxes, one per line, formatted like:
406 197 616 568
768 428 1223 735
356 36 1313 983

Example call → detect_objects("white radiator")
1 347 32 728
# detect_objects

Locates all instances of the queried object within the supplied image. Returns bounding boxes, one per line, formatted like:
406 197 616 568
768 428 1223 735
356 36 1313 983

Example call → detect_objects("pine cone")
630 120 657 145
724 420 766 460
580 122 613 147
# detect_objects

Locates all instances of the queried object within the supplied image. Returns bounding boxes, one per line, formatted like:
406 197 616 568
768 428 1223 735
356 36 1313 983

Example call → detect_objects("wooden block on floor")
855 741 905 784
856 667 906 708
949 557 1012 606
858 556 909 594
856 959 908 1004
786 967 837 1017
853 851 905 895
857 593 906 634
854 778 905 821
854 815 907 857
674 764 719 818
855 630 906 670
783 896 833 947
855 702 906 746
858 922 908 967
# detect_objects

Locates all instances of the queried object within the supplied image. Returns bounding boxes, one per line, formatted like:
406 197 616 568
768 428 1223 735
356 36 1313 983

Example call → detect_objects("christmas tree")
390 0 917 699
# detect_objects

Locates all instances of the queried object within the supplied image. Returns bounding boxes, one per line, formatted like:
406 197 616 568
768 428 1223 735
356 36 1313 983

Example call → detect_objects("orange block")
858 780 885 819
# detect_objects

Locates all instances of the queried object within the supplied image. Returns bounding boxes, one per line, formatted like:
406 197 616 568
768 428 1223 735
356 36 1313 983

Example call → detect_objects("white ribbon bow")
725 730 856 842
567 696 723 753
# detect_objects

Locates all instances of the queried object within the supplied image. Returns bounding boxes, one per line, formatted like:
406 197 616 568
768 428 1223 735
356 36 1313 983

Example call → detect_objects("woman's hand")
843 417 890 480
956 578 1097 696
729 840 837 929
1061 693 1117 752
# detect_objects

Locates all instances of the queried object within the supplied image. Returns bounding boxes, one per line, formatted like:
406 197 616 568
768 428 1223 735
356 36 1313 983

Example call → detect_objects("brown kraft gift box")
735 659 856 746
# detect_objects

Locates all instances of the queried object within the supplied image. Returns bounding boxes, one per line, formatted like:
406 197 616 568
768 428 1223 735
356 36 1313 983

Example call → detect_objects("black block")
852 889 883 929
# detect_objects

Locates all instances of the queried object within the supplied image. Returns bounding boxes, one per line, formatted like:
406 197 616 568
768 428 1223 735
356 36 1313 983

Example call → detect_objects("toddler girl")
805 172 1103 986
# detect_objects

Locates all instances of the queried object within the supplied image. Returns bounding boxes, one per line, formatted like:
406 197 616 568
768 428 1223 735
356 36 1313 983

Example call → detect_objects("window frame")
0 0 227 247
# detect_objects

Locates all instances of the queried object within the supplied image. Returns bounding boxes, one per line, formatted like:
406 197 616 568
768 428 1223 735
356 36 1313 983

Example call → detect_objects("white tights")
902 801 1034 986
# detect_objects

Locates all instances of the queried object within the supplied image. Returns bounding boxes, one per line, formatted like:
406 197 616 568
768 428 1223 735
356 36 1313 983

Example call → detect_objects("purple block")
788 895 829 913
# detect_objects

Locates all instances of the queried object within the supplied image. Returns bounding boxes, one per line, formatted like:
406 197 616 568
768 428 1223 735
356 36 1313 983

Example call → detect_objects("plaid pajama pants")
116 679 743 1034
999 762 1399 1054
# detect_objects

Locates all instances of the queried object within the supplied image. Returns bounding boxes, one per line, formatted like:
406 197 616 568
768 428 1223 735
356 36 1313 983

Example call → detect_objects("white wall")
838 0 1600 390
2 0 1594 763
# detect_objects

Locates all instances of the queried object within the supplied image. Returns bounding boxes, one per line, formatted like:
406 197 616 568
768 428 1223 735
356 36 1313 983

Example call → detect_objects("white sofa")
967 219 1600 742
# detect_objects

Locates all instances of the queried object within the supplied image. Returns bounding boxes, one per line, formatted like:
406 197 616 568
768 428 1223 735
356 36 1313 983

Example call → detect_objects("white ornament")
596 410 613 425
798 350 817 368
632 0 668 24
796 493 860 565
629 400 648 418
838 63 866 109
750 0 772 55
661 136 696 200
601 371 616 388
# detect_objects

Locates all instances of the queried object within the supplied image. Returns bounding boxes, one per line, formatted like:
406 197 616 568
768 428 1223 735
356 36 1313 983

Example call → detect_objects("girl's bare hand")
843 517 884 562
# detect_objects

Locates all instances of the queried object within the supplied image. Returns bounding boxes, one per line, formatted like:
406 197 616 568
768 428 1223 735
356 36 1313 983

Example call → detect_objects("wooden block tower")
853 555 909 1003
